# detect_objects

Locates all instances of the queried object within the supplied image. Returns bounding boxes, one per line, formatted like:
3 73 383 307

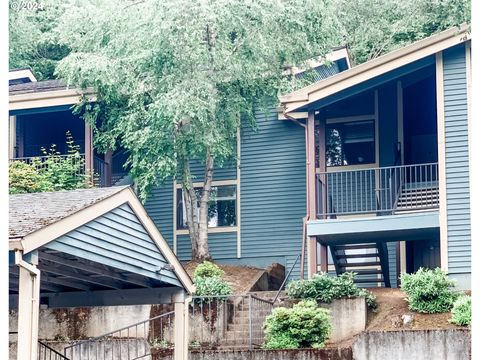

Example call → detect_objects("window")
176 185 237 229
326 120 375 167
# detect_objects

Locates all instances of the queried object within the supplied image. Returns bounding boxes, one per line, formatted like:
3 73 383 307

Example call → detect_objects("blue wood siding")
240 104 307 278
442 44 471 275
45 203 182 287
145 180 174 248
387 242 398 287
180 159 236 181
176 232 237 261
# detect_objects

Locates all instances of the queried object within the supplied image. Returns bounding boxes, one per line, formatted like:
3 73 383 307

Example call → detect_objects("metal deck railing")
316 163 439 218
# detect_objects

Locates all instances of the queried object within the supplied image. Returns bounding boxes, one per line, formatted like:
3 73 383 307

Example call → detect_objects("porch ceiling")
307 211 439 244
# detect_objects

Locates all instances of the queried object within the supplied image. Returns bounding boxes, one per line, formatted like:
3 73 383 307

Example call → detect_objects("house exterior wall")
240 104 306 278
144 105 307 278
441 43 471 288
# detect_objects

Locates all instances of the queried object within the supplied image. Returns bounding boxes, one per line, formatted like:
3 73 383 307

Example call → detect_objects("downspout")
282 111 309 279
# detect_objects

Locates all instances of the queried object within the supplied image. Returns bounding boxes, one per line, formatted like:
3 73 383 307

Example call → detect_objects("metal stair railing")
38 340 70 360
189 294 274 350
63 311 174 360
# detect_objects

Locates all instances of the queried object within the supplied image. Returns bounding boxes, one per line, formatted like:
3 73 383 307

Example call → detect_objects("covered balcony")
276 27 471 286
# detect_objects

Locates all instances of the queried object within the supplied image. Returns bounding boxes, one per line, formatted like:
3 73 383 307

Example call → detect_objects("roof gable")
280 25 470 115
9 187 194 293
45 203 182 287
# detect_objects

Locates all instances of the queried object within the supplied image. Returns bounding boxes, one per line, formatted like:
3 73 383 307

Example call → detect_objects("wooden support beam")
173 291 188 360
12 286 185 308
84 122 94 179
39 251 152 288
9 116 16 159
16 251 40 360
105 150 113 187
10 274 65 293
41 274 92 291
38 263 123 290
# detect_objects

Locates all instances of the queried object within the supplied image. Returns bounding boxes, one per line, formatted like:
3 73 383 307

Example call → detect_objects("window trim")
319 90 380 172
173 179 239 234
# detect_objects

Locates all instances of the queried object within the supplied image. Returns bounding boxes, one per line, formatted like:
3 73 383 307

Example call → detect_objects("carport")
8 186 194 360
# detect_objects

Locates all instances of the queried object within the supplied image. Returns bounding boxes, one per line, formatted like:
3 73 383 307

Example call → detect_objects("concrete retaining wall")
9 305 152 341
280 297 367 343
352 329 471 360
319 297 366 343
156 348 353 360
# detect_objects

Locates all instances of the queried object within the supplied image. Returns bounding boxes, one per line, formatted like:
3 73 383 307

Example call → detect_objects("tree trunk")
182 153 213 261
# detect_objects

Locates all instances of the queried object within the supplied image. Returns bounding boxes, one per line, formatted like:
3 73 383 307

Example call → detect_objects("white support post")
15 251 40 360
9 115 16 159
173 291 187 360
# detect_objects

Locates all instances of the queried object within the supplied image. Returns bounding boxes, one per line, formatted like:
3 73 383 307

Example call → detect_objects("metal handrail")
64 311 174 359
10 153 86 162
38 340 70 360
272 253 301 304
316 162 439 217
189 294 273 350
317 162 439 175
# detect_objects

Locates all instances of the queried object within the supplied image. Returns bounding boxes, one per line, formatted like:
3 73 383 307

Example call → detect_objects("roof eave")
9 87 97 111
9 239 24 251
280 24 470 116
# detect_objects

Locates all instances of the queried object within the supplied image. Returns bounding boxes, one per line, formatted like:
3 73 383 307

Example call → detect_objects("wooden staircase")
330 242 391 288
394 182 439 213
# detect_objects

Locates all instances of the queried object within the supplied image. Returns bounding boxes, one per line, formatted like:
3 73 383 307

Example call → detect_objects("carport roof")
9 186 127 239
9 187 194 303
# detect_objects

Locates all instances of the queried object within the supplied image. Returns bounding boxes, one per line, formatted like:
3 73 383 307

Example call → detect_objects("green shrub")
193 276 232 297
450 295 471 326
192 261 232 299
193 261 225 279
9 161 51 194
358 288 378 310
286 272 377 309
263 300 331 349
9 132 91 194
400 268 457 313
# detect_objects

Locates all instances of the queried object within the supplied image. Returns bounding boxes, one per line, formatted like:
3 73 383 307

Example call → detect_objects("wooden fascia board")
9 69 37 82
9 88 96 111
280 26 470 114
21 189 132 254
278 111 308 120
9 239 24 251
20 187 194 294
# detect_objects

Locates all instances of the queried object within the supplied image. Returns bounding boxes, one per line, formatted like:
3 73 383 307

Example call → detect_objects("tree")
11 0 469 261
332 0 470 65
54 0 340 260
9 0 70 80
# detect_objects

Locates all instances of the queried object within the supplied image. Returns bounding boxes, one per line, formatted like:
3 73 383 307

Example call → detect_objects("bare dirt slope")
366 288 465 331
183 261 265 295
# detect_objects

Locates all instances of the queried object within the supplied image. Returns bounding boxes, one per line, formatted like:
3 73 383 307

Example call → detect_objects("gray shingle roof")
9 79 70 95
9 186 129 239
